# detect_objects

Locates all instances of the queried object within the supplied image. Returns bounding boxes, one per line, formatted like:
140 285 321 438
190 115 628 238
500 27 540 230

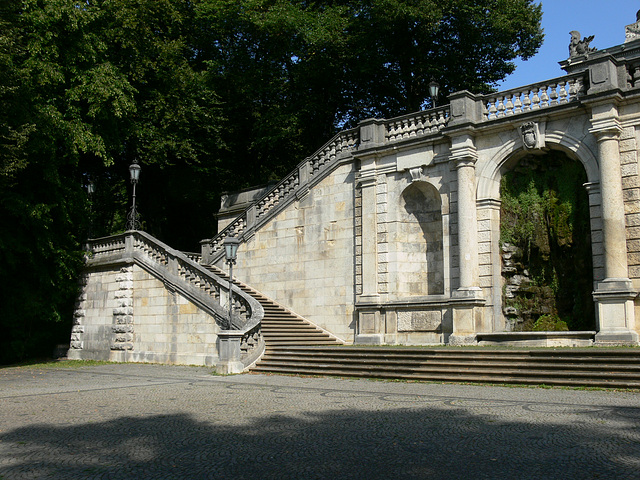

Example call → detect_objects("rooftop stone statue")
625 10 640 43
569 31 596 58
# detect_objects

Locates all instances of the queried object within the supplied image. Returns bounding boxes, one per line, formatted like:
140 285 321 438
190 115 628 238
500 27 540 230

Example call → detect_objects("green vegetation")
1 0 543 364
501 153 595 331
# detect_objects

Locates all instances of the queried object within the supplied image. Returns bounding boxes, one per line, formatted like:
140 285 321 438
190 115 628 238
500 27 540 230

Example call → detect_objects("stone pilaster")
589 105 639 344
448 133 485 344
355 155 385 343
358 158 379 302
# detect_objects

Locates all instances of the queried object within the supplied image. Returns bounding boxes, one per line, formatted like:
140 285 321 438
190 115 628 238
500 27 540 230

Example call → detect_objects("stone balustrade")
89 231 261 332
482 73 587 120
385 107 450 142
83 230 264 371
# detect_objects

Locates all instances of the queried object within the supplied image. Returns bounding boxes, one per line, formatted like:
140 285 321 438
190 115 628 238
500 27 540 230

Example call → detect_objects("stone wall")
69 263 221 366
223 162 357 342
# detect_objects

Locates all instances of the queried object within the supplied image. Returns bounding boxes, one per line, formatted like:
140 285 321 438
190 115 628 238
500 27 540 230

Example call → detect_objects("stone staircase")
202 265 343 346
251 346 640 389
203 265 640 389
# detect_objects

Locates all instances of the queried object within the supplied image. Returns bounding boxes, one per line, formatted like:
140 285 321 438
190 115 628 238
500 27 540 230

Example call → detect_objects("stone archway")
499 150 595 331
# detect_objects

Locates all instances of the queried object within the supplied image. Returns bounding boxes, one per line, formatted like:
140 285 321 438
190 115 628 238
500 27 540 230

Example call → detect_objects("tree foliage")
0 0 543 363
500 153 594 331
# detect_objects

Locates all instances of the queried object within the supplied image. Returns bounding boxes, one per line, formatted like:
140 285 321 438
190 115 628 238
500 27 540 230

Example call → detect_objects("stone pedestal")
216 332 244 374
355 309 384 344
449 292 484 345
593 279 639 344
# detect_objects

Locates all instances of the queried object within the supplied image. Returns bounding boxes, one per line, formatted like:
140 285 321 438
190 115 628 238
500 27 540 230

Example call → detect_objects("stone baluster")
549 84 559 106
505 94 514 116
539 85 549 107
531 88 540 109
513 93 523 114
416 115 425 135
522 91 532 111
558 82 568 103
496 96 506 117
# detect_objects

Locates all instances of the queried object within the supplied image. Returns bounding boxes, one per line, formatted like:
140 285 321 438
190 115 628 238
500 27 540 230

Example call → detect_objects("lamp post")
428 80 440 107
86 179 95 238
224 236 240 329
127 159 141 231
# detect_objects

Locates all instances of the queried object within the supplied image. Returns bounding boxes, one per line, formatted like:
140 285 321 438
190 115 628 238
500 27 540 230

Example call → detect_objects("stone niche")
393 181 444 296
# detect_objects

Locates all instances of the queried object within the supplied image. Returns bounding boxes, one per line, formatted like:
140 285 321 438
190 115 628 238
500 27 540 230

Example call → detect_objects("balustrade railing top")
385 106 450 142
88 231 263 333
482 72 587 121
207 127 360 259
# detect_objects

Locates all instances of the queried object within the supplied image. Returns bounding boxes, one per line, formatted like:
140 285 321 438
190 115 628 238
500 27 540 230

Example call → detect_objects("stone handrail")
482 72 587 120
205 128 360 262
87 230 264 370
385 106 450 142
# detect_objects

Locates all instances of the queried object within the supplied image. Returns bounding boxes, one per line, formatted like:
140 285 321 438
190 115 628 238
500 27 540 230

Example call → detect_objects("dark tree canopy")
0 0 542 363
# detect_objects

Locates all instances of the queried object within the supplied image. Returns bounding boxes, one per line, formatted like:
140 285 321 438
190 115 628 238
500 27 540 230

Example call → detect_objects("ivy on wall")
500 152 595 331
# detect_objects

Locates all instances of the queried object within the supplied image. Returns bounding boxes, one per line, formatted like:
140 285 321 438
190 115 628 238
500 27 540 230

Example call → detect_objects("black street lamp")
429 80 440 107
224 236 240 329
127 159 141 230
86 179 95 238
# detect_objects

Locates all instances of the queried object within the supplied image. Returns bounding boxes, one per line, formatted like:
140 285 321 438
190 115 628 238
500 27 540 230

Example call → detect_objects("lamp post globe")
428 80 440 107
127 159 141 230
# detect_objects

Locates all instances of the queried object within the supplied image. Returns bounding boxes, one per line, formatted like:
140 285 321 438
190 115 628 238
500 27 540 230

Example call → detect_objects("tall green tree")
196 0 543 188
0 0 543 363
0 0 224 363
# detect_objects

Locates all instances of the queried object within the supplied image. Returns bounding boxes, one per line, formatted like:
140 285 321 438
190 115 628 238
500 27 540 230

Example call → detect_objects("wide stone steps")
202 265 343 346
251 346 640 388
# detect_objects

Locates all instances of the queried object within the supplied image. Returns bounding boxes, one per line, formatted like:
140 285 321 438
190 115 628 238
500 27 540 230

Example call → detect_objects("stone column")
590 108 639 344
448 133 485 344
451 134 482 297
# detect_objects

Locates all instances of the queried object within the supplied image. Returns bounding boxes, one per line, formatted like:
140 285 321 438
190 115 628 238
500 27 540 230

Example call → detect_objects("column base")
216 361 244 374
448 334 478 346
595 330 639 345
593 278 639 346
354 334 384 345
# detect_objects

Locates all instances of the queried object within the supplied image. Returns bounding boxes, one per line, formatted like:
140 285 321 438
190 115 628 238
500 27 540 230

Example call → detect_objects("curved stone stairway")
202 265 343 347
203 264 640 388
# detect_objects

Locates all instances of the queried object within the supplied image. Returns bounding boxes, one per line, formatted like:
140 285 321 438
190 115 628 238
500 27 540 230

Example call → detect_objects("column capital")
449 133 478 166
589 118 622 140
453 156 477 168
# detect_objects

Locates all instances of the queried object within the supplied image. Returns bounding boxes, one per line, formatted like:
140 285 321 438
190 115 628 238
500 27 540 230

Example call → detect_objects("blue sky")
497 1 640 91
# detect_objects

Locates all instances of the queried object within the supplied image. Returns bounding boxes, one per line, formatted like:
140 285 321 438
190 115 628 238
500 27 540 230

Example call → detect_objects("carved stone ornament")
569 31 596 58
625 10 640 43
409 167 423 182
520 122 540 149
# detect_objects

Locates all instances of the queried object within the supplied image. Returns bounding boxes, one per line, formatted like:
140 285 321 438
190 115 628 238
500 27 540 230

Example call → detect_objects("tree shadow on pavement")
1 403 639 480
